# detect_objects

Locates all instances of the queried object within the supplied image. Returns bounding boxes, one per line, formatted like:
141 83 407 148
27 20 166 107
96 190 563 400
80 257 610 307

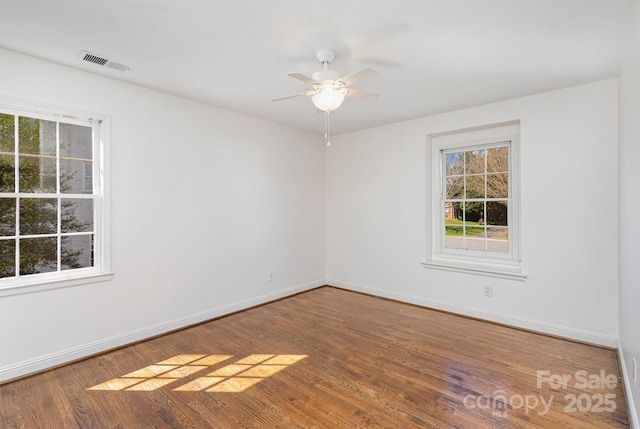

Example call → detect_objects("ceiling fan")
271 50 379 113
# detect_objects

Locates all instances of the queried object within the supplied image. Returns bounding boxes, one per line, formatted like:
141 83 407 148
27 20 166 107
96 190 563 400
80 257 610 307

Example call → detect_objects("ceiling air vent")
79 50 131 72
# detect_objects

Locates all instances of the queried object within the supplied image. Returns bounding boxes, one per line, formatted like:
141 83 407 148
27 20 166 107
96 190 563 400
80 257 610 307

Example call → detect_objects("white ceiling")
0 0 632 135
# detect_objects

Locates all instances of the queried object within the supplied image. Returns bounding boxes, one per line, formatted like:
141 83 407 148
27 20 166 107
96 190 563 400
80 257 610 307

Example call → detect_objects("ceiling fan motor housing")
312 69 340 82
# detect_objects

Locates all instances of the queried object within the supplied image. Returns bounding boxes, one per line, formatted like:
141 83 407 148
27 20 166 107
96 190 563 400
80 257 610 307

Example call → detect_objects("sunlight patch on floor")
88 353 307 393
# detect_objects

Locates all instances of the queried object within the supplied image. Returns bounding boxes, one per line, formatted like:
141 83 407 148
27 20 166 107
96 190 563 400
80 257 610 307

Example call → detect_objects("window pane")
487 147 508 173
0 198 16 236
446 177 463 199
61 199 93 233
465 150 485 174
487 201 508 226
19 117 56 156
466 226 485 237
60 123 92 160
445 201 465 250
19 156 57 193
84 163 93 193
487 173 508 198
465 229 486 251
60 122 93 193
62 234 93 270
0 239 16 278
464 201 484 224
19 237 58 274
20 198 57 235
445 226 464 249
445 201 463 224
60 159 92 194
445 152 463 175
465 175 485 199
0 154 15 192
487 227 509 253
0 114 15 153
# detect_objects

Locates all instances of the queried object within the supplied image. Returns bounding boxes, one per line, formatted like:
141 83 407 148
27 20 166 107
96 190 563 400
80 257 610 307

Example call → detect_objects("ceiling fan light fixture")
272 49 378 122
311 86 345 112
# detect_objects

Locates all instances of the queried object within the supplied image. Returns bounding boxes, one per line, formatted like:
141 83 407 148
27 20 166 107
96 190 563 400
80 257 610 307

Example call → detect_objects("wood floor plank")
0 286 630 428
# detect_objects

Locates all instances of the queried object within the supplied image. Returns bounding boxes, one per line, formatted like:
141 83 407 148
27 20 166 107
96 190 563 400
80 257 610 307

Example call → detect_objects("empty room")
0 0 639 428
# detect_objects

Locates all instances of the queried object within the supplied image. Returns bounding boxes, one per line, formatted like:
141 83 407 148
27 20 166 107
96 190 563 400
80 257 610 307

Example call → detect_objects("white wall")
0 48 326 381
619 0 640 425
327 79 619 346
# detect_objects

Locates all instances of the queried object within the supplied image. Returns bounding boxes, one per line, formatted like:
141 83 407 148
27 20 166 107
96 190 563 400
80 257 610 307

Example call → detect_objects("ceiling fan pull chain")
325 111 331 146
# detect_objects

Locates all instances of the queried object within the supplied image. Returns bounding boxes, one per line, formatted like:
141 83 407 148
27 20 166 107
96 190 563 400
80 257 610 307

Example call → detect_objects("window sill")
421 259 527 281
0 272 114 297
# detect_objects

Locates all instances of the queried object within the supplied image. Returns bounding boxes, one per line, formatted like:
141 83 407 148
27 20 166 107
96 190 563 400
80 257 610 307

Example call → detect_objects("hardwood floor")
0 286 629 428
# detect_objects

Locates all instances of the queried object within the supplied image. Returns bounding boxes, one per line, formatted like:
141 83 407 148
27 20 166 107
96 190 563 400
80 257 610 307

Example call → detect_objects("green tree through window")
0 113 94 278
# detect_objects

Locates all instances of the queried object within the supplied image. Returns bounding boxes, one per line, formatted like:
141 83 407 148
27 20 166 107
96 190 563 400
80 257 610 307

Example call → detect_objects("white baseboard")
619 340 640 429
327 279 618 348
0 279 324 383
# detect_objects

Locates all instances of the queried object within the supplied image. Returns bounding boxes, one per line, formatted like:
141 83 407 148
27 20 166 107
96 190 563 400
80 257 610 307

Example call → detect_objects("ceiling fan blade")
287 73 317 85
338 67 377 86
271 91 315 102
346 88 379 101
271 93 306 102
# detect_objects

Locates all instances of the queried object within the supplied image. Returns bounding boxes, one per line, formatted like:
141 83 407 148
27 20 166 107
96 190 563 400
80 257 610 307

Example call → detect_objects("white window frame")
0 98 112 296
423 121 526 280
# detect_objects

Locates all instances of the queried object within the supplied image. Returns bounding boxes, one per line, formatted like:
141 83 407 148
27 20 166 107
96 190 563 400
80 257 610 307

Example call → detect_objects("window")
424 122 525 280
0 103 110 291
443 144 510 253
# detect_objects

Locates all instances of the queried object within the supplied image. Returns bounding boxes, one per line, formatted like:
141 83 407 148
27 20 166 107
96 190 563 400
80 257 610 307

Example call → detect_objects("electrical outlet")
483 286 493 297
268 272 274 282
